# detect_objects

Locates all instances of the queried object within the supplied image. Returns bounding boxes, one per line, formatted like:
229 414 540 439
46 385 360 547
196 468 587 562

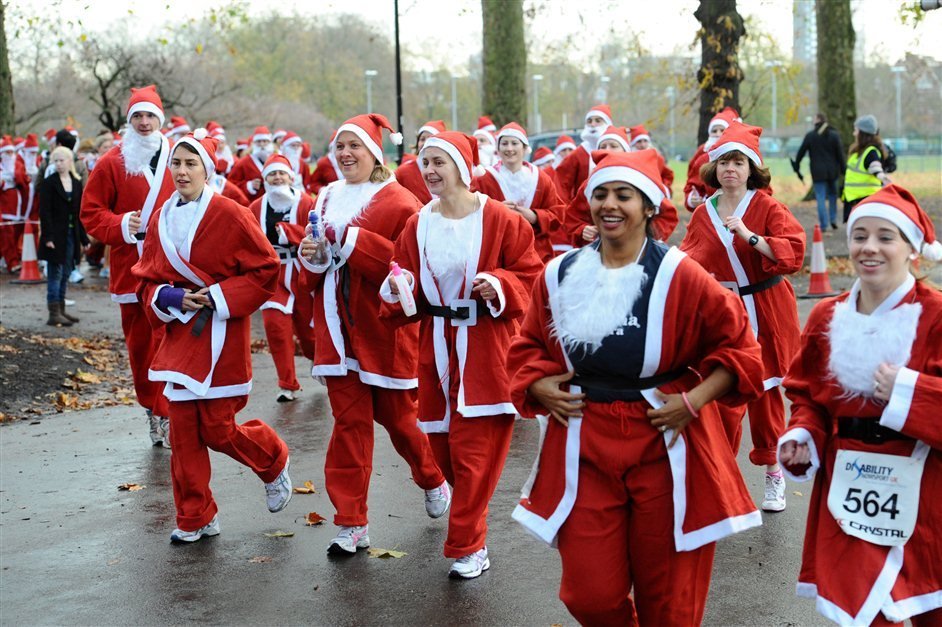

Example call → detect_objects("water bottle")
390 262 417 317
306 211 330 266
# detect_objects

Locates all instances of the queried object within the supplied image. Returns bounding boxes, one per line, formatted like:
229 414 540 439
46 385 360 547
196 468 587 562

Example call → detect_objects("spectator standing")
794 113 845 231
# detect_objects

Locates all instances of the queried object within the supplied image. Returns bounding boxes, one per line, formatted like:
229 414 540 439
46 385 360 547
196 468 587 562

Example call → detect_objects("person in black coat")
39 146 88 326
794 113 845 231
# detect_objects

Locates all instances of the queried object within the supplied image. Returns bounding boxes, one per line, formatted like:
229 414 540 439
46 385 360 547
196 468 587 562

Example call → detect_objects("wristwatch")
748 234 760 247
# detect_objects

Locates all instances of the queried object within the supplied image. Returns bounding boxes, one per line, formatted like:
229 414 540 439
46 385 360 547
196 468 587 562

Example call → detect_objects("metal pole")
366 74 373 113
451 75 458 130
771 70 777 137
394 0 404 164
892 67 904 136
532 75 543 134
667 87 676 160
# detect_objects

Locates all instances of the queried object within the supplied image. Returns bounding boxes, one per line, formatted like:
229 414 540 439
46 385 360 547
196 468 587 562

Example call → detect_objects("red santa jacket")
683 144 713 211
471 164 563 264
379 194 543 432
309 154 340 195
564 179 679 248
393 158 432 205
780 279 942 625
82 141 174 302
227 154 266 203
298 179 420 388
0 157 30 221
249 191 314 314
553 144 591 203
680 189 805 388
132 190 279 400
507 243 765 547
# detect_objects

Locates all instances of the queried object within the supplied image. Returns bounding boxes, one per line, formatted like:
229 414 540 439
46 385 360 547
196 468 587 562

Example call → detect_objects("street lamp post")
765 60 783 137
450 74 458 130
364 69 378 113
599 75 610 102
891 66 905 137
666 86 676 160
532 74 543 134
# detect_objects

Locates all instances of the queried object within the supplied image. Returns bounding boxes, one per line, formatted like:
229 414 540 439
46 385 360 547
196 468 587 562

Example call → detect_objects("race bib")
827 443 929 547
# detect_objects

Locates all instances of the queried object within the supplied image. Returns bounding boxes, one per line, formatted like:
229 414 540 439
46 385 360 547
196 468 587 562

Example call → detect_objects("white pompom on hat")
335 113 402 164
848 184 942 261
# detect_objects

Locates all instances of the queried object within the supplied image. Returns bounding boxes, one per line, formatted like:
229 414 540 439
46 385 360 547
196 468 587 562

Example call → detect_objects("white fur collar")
425 211 475 280
827 297 921 398
551 245 647 353
492 162 537 206
323 179 390 238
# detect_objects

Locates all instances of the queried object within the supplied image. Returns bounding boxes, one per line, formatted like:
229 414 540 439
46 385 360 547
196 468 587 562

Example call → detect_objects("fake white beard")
216 145 233 166
1 153 15 173
265 183 295 209
121 128 162 175
580 126 602 150
253 147 272 162
551 247 647 354
478 147 497 168
827 299 922 397
704 136 720 150
323 180 384 238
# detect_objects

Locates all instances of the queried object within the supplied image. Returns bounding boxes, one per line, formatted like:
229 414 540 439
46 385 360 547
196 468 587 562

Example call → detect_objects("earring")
909 253 919 261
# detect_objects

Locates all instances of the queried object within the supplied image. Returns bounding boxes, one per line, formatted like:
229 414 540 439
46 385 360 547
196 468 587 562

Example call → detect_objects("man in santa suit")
132 130 292 544
272 128 287 150
472 116 498 169
248 154 315 402
279 132 314 195
166 116 191 145
0 135 31 273
471 122 564 263
554 104 614 203
297 113 448 556
81 85 175 446
309 130 342 196
205 121 234 176
228 126 274 203
629 124 674 196
684 106 740 212
394 120 446 204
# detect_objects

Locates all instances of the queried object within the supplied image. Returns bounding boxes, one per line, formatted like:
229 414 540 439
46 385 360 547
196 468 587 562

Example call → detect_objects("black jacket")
38 173 88 264
795 123 846 182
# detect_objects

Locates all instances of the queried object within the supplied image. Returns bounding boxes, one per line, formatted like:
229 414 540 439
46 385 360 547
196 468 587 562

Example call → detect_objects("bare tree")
694 0 745 144
816 0 856 146
0 2 14 135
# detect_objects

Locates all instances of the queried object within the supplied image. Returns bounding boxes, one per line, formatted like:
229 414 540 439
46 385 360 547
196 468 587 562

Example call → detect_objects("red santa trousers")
557 402 715 626
261 308 314 391
168 395 289 531
0 222 24 269
717 387 784 467
428 412 514 558
120 302 170 417
324 372 444 527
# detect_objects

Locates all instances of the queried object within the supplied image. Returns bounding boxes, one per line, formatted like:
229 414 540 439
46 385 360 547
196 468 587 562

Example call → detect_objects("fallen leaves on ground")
117 483 144 491
264 531 295 538
793 491 803 497
367 547 407 559
72 370 101 384
305 512 326 526
248 556 273 563
293 481 316 494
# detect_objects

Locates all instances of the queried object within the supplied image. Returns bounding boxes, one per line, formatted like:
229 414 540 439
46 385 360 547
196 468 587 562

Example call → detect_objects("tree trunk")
481 0 526 127
0 3 15 136
816 0 856 148
694 0 745 145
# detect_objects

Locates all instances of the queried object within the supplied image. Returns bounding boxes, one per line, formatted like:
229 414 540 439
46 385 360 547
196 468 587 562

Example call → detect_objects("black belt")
729 274 784 296
427 301 489 320
190 307 213 337
572 367 690 402
837 417 913 444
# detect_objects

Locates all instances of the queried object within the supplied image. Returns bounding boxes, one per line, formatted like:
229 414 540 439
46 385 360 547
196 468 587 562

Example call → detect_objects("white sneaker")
100 267 109 278
425 480 452 519
170 515 220 543
64 298 76 306
327 525 370 555
68 268 84 284
276 388 296 403
449 546 490 579
159 418 171 449
762 472 787 512
264 458 292 512
147 410 163 446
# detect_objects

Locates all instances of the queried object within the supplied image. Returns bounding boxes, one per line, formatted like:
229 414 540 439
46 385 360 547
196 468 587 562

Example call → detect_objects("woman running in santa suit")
297 113 448 555
132 130 292 543
778 185 942 626
471 122 564 264
380 131 543 578
393 120 446 204
681 122 805 513
248 154 316 403
507 149 765 625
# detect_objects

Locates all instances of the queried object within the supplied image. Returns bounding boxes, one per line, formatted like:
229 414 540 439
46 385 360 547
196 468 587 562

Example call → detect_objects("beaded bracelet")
681 391 700 418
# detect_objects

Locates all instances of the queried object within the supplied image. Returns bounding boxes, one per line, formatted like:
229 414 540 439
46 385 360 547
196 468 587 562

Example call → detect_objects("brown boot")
59 301 80 323
46 302 73 327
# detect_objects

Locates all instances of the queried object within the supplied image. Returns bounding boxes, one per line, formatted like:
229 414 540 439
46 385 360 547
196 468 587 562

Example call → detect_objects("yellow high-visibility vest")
842 145 882 202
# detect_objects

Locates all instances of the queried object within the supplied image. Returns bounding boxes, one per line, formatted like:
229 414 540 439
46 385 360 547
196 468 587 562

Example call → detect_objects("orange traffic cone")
11 221 44 285
800 224 839 299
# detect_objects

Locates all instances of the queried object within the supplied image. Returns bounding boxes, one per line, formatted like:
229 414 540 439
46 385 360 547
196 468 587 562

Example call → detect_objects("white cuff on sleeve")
121 212 138 245
298 249 331 274
246 179 259 195
378 269 415 304
880 366 919 433
776 427 821 483
474 272 505 317
208 283 230 321
150 284 177 323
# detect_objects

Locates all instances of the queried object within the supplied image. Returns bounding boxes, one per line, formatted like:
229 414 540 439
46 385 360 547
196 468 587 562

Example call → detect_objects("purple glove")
156 286 185 312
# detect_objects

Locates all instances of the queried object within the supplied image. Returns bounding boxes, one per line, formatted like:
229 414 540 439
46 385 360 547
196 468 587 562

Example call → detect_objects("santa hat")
236 138 249 151
472 128 496 145
585 149 672 215
0 135 13 152
281 132 302 148
849 184 942 261
251 126 273 143
708 106 742 132
708 121 763 167
169 116 190 136
629 125 651 147
496 122 530 148
597 126 631 152
14 137 24 151
531 146 554 167
477 116 497 133
301 141 312 162
66 126 79 138
261 153 294 179
417 120 446 139
206 121 226 140
172 128 218 176
273 129 287 142
126 85 165 126
419 131 481 188
554 134 576 155
24 133 39 149
335 113 403 164
585 104 613 127
44 128 57 144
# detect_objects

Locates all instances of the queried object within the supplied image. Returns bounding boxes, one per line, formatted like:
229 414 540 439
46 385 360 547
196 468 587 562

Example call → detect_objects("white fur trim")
192 128 208 141
417 125 441 138
532 153 554 167
709 141 762 167
585 109 612 127
597 131 630 151
174 136 215 176
339 226 359 260
150 284 179 323
497 127 529 146
379 268 415 304
882 591 942 623
776 427 821 482
922 240 942 261
111 293 139 304
585 165 665 207
421 137 471 187
120 212 138 245
161 379 252 401
262 161 292 178
847 202 926 254
629 133 651 146
554 141 576 155
389 132 403 146
208 283 230 321
880 366 919 432
336 123 385 164
127 101 165 126
252 132 273 143
474 272 505 317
